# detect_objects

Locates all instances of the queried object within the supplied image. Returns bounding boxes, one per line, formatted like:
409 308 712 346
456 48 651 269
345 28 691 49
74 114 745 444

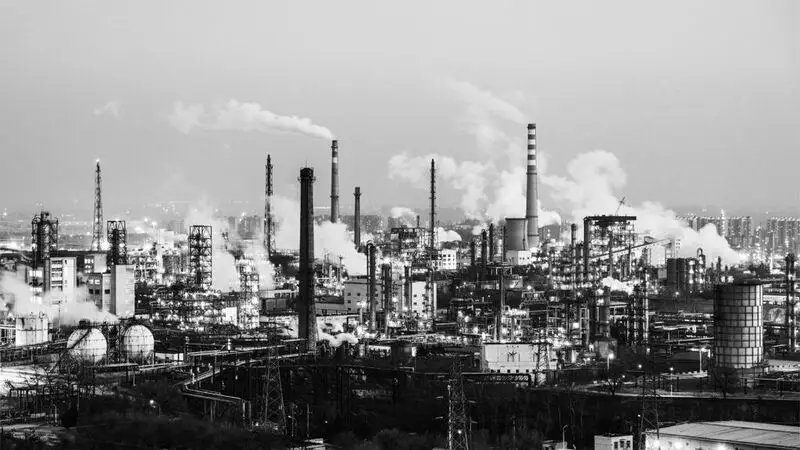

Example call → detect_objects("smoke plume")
436 227 462 242
390 206 417 226
184 202 240 291
541 150 739 264
166 100 334 140
317 330 359 348
273 195 366 275
0 271 117 326
600 277 635 295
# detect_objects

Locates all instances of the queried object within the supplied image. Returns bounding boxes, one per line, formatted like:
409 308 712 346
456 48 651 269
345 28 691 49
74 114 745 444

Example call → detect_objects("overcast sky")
0 1 797 217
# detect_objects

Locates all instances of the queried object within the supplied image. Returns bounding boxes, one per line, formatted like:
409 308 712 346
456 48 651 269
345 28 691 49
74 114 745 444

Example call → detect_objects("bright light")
609 352 615 360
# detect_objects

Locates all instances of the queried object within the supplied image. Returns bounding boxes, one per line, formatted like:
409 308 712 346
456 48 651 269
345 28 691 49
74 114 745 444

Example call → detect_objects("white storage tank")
67 328 107 364
15 313 49 346
120 324 155 362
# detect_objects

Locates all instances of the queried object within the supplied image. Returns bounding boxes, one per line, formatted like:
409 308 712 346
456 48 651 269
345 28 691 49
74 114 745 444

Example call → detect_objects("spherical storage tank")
67 328 107 364
120 324 155 362
713 281 763 369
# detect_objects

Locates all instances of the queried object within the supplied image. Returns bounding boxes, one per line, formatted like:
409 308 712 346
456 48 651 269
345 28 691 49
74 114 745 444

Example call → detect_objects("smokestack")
330 140 339 223
429 159 436 251
404 265 412 313
382 263 392 336
416 215 420 229
525 124 539 250
354 186 361 248
488 223 496 263
480 229 488 281
264 155 274 257
299 167 318 352
367 243 377 332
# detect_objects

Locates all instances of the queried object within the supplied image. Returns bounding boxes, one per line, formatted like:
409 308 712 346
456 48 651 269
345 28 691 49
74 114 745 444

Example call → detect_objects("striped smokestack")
330 140 339 223
525 123 539 249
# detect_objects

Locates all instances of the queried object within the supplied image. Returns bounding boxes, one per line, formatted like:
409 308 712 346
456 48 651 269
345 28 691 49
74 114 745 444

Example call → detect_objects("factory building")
479 342 553 376
436 249 457 271
593 434 633 450
87 265 135 318
713 281 763 369
343 278 433 316
43 256 77 305
647 421 799 450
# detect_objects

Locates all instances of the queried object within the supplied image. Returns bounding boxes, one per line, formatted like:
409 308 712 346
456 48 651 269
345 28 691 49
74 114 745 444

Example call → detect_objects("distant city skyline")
0 1 797 217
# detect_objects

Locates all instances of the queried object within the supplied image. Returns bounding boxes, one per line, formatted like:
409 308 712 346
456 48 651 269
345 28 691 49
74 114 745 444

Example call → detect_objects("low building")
647 421 799 450
437 249 458 271
594 433 632 450
505 250 532 266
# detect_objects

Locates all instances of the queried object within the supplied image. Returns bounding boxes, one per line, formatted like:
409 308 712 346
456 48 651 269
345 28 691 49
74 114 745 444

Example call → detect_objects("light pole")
562 425 568 448
607 352 615 371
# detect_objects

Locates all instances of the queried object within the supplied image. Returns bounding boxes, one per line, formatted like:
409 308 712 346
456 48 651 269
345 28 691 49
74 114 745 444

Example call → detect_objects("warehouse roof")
654 421 799 449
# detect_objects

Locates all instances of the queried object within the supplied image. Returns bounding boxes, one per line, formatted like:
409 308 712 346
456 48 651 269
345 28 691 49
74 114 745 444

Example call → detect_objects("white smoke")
241 233 275 291
315 221 367 276
166 100 334 140
317 330 359 348
600 277 635 295
389 81 561 223
436 227 462 242
184 202 240 291
390 206 417 226
389 153 559 224
273 196 366 275
541 150 739 264
0 272 117 326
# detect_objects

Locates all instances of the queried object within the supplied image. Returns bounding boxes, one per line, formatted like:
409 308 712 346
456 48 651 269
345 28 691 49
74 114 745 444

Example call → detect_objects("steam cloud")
273 195 366 276
600 277 634 295
184 202 243 292
388 80 560 225
1 271 117 326
317 330 359 348
389 80 737 264
390 206 418 227
436 227 462 242
166 100 333 140
540 150 739 264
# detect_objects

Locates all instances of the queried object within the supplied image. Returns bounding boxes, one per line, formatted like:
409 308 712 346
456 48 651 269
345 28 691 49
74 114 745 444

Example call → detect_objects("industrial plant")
0 120 797 450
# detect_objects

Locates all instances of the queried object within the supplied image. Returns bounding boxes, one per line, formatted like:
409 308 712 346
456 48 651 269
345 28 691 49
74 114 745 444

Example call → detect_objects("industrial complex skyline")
1 1 798 213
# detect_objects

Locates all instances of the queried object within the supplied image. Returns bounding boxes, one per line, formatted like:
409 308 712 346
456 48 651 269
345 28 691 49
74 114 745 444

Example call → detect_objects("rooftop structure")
649 421 799 450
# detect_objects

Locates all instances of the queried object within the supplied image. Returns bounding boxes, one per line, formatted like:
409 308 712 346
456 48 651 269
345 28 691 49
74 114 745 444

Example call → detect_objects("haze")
0 1 797 217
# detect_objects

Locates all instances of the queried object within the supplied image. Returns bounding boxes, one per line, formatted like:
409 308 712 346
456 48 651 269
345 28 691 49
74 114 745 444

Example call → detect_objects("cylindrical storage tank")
504 218 527 251
67 328 107 364
713 281 763 369
120 324 155 363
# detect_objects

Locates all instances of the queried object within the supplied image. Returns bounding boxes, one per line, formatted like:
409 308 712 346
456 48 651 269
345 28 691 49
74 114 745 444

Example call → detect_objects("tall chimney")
404 265 412 313
488 223 496 263
382 263 392 336
480 229 488 281
367 243 377 332
330 140 339 223
354 186 361 248
264 155 274 257
429 159 436 251
298 167 318 352
525 124 539 250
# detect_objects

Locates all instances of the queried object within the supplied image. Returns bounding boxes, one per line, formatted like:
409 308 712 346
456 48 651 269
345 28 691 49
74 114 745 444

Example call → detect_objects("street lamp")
562 425 568 448
607 352 615 371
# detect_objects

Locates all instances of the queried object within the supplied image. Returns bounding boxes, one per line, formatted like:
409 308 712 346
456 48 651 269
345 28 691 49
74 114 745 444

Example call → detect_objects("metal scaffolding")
447 360 470 450
107 220 127 266
188 225 213 289
31 211 58 269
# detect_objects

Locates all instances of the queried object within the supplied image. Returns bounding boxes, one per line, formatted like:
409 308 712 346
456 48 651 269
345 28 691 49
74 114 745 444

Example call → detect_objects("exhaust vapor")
167 99 334 140
1 271 117 326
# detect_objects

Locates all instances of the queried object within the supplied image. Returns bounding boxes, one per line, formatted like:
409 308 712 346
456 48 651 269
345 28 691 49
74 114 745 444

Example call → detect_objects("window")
614 443 618 449
104 289 110 294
